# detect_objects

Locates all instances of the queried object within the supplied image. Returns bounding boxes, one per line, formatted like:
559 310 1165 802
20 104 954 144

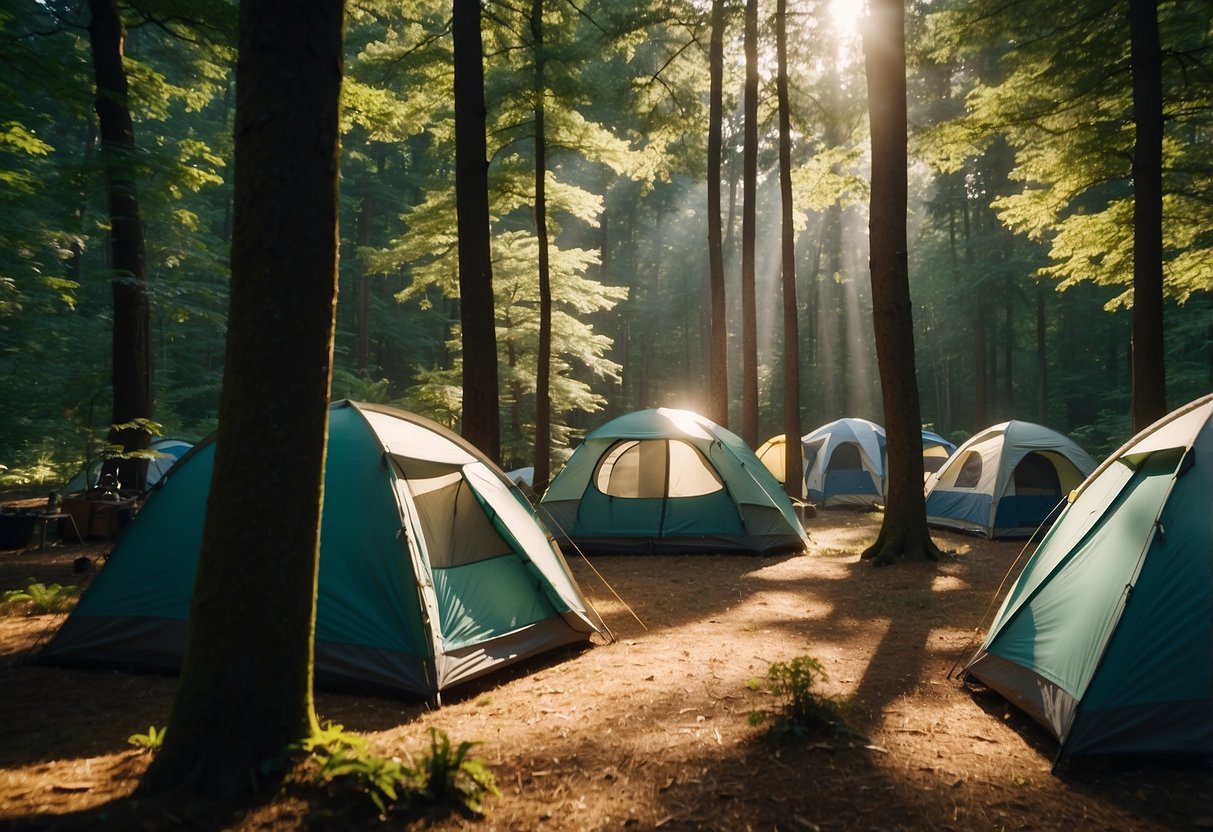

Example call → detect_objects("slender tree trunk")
739 0 759 446
1129 0 1166 430
454 0 501 461
1003 275 1014 408
530 0 552 491
1036 282 1047 423
142 0 344 798
706 0 729 427
776 0 801 499
860 0 939 565
89 0 151 491
354 180 373 373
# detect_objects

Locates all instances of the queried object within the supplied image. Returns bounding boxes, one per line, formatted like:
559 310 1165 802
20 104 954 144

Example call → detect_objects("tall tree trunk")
142 0 344 798
1129 0 1166 430
454 0 501 461
1003 275 1014 408
706 0 729 427
353 179 373 373
860 0 940 565
739 0 759 446
1036 282 1048 423
530 0 552 491
89 0 151 492
776 0 801 499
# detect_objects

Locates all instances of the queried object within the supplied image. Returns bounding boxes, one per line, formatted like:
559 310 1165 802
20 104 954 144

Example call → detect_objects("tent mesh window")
829 442 863 471
954 451 983 488
594 439 723 498
1012 451 1061 497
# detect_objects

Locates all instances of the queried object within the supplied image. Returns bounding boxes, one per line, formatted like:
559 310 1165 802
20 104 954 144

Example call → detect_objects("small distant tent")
963 394 1213 759
802 418 886 508
64 437 193 493
921 430 956 478
755 434 789 484
539 408 808 555
43 400 605 700
925 420 1096 539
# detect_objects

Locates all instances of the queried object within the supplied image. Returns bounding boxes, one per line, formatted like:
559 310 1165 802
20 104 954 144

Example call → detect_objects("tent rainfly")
801 418 886 508
963 394 1213 759
42 400 606 701
539 408 808 555
925 420 1096 539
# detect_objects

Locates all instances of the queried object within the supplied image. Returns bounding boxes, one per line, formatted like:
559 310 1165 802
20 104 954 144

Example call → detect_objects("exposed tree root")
861 526 943 566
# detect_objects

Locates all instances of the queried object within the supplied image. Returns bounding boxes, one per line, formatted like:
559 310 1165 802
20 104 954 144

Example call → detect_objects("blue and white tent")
802 418 886 508
925 420 1096 539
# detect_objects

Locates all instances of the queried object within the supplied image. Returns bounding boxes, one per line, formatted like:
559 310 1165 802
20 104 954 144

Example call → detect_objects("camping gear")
42 400 606 701
801 418 886 508
924 420 1095 539
63 437 193 494
963 394 1213 759
539 408 808 555
921 430 957 478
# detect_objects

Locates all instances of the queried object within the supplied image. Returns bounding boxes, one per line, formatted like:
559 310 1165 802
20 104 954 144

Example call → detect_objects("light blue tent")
802 418 886 508
539 408 808 555
964 395 1213 759
925 420 1096 539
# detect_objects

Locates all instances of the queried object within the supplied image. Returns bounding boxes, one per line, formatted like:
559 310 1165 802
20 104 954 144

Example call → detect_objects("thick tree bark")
454 0 501 461
141 0 344 798
739 0 759 446
861 0 940 565
776 0 801 499
1129 0 1166 431
530 0 552 491
706 0 728 428
89 0 152 491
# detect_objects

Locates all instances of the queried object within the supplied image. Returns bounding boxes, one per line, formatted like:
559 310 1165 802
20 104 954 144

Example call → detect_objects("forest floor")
1 505 1211 831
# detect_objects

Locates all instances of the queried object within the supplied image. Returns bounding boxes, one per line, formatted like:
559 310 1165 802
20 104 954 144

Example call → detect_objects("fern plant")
128 725 166 751
2 580 76 614
414 727 500 814
299 723 498 817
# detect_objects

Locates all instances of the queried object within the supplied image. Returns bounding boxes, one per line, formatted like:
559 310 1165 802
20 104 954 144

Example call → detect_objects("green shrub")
750 655 857 744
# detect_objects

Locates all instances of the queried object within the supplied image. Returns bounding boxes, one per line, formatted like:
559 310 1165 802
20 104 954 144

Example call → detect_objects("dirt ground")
1 508 1211 831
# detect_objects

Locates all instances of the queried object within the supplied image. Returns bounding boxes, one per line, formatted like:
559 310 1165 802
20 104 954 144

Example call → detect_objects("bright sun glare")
826 0 864 40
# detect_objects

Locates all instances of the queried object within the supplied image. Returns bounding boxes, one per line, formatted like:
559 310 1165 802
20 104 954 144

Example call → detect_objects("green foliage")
300 723 498 818
127 725 166 752
414 727 500 815
750 656 854 745
921 0 1213 300
2 579 77 615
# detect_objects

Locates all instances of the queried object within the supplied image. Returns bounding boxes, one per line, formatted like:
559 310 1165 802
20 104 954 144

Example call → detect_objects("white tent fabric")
925 420 1096 539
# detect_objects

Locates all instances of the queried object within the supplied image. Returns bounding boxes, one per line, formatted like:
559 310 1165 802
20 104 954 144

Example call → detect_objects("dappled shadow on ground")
3 512 1212 831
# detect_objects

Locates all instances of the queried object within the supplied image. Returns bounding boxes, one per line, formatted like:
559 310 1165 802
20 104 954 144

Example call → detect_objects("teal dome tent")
964 395 1213 759
43 401 606 701
539 408 808 555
